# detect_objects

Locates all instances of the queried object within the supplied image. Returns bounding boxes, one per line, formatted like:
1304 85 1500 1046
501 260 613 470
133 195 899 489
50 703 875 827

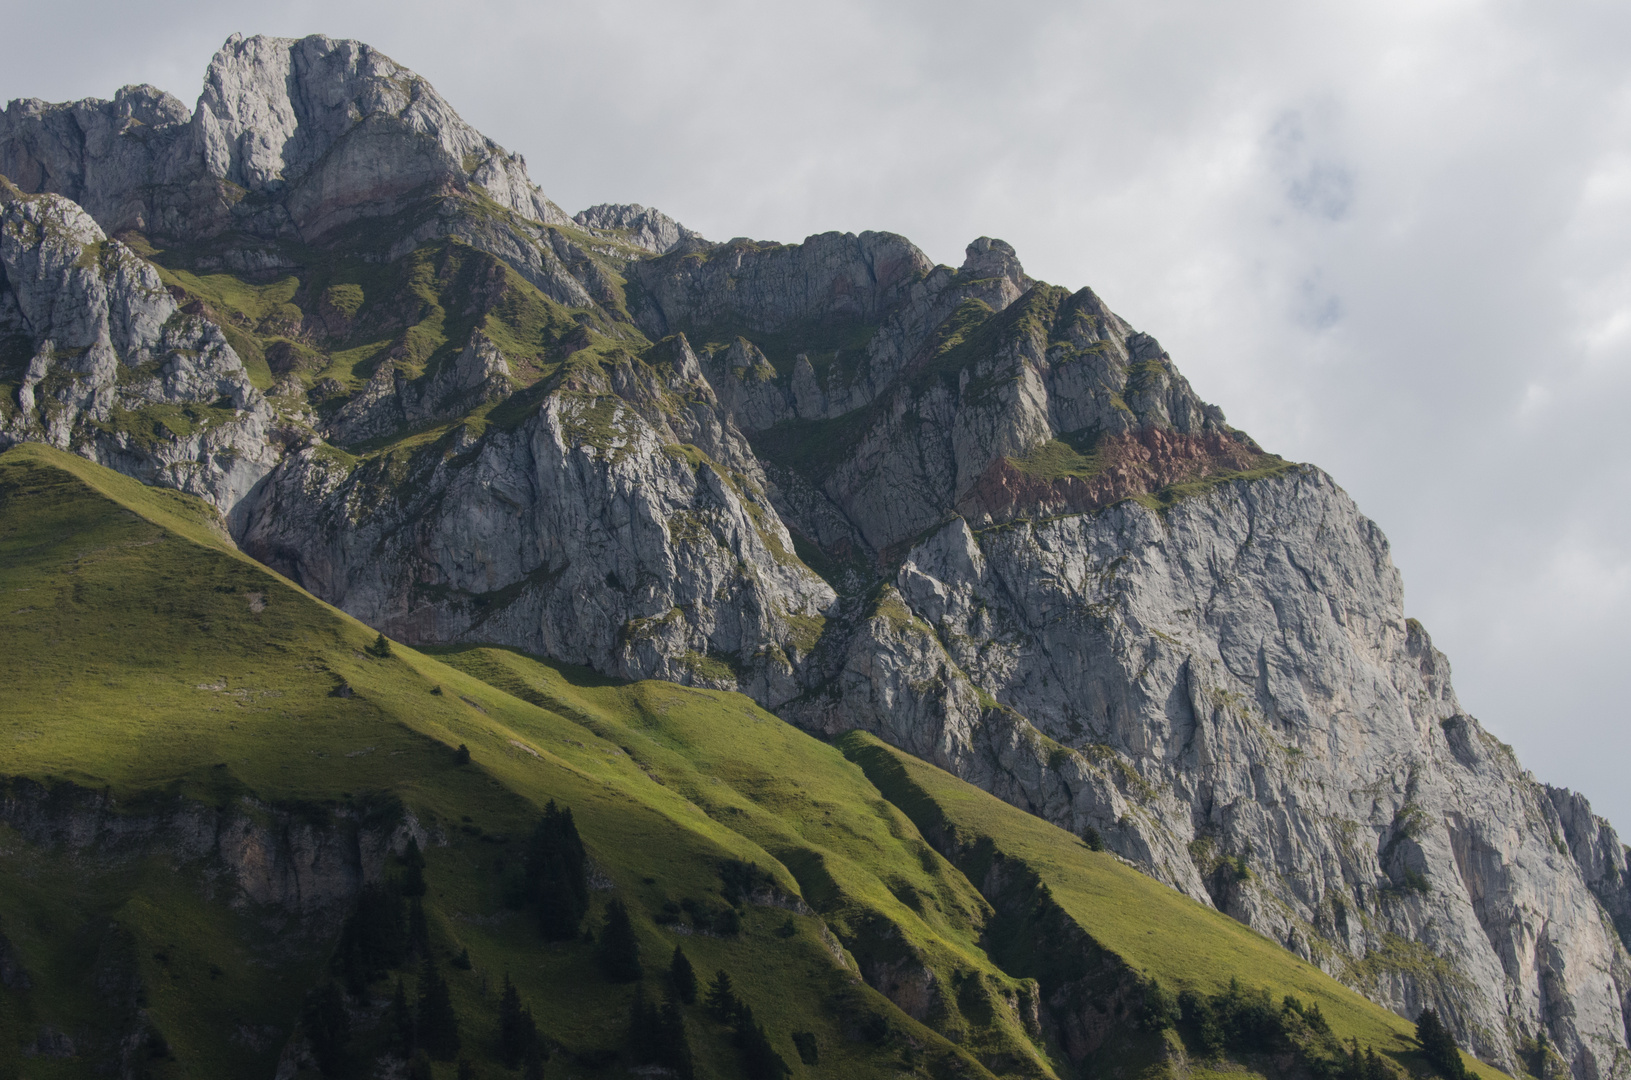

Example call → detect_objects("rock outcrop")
236 335 834 701
574 202 703 256
5 32 1631 1080
798 470 1631 1080
0 33 567 244
0 179 277 508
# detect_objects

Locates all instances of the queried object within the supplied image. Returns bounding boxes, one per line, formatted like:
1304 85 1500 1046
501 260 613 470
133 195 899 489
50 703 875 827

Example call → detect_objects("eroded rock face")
0 33 568 245
194 33 568 239
574 203 703 256
0 182 277 509
324 329 514 447
4 33 1631 1080
790 469 1631 1079
0 778 423 918
236 340 834 702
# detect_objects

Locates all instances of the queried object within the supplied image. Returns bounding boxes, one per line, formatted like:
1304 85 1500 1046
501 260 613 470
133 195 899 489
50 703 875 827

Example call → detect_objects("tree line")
1141 976 1477 1080
301 800 813 1077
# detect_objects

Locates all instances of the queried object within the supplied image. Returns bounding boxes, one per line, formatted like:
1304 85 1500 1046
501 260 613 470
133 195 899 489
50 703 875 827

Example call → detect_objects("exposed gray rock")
0 83 206 240
0 34 613 325
0 34 569 244
196 33 567 236
790 469 1631 1080
0 777 424 917
630 229 934 338
236 340 833 703
574 202 704 255
325 328 513 446
0 182 277 510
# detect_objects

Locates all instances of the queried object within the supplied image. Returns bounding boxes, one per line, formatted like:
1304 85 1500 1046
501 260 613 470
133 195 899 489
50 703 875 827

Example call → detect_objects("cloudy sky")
6 0 1629 828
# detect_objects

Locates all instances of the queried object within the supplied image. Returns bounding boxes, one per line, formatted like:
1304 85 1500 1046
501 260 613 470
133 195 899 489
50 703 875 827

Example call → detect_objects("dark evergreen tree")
454 743 471 765
660 989 696 1080
416 958 461 1061
598 899 642 982
1178 988 1223 1055
301 981 351 1077
732 1004 790 1080
407 1050 434 1080
407 896 430 958
792 1032 819 1066
401 837 427 898
705 969 739 1021
1340 1039 1364 1080
335 882 407 993
368 632 394 658
499 974 540 1069
457 1060 476 1080
524 801 589 940
669 945 697 1005
522 1044 548 1080
628 984 661 1063
1416 1010 1468 1080
390 976 415 1052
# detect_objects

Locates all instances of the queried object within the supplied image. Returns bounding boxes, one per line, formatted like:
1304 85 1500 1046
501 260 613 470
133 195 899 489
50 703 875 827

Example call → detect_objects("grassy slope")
0 443 1018 1080
838 733 1505 1080
423 646 1055 1076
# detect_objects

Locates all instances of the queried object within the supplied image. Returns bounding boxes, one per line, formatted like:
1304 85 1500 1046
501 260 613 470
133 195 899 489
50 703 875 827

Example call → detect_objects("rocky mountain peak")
107 83 192 128
574 202 704 255
960 235 1033 295
0 32 571 246
193 33 567 237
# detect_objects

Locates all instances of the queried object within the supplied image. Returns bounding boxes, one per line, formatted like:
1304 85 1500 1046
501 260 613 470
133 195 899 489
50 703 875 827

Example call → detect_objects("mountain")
2 31 1629 1080
0 441 1499 1080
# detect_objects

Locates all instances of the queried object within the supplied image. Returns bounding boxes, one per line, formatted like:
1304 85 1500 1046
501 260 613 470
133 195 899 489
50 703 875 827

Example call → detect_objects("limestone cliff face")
0 778 423 918
805 471 1631 1080
5 33 1631 1080
0 33 566 244
0 180 278 508
234 336 834 701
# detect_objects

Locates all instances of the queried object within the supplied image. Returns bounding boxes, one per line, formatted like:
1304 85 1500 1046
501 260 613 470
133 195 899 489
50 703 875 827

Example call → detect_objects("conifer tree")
407 896 430 958
1416 1010 1468 1080
706 969 739 1021
1341 1039 1364 1080
401 837 427 898
669 945 697 1005
301 981 351 1077
416 958 461 1060
732 1004 790 1080
390 976 415 1052
660 987 696 1080
524 801 589 940
499 974 540 1068
628 984 660 1063
407 1050 433 1080
598 899 642 982
335 881 408 992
